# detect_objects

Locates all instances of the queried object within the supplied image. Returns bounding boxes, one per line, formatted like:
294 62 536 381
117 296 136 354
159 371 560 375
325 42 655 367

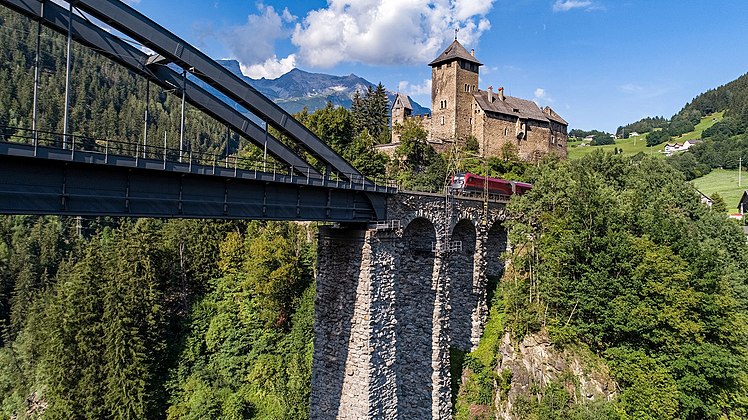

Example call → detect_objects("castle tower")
391 93 413 143
392 93 413 125
429 39 482 143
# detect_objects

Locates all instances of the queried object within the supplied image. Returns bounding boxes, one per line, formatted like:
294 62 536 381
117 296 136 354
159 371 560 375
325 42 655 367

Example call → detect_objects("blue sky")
122 0 748 132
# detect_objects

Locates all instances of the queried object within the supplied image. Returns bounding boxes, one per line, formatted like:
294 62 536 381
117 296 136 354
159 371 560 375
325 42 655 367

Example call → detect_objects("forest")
455 152 748 419
2 5 748 420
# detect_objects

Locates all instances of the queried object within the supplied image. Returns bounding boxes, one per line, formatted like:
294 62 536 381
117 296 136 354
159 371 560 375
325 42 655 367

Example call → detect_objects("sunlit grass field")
691 168 746 214
568 111 724 160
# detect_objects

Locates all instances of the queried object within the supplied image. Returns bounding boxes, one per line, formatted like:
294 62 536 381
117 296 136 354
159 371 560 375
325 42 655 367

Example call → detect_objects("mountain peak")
206 61 430 116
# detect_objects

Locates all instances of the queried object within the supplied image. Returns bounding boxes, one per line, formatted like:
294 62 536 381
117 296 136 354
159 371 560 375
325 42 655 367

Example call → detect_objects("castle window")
441 116 445 125
470 117 473 125
504 128 508 136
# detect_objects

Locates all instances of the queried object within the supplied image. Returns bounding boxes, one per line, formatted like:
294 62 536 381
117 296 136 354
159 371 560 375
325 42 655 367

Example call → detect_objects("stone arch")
395 217 437 418
486 221 509 281
447 219 478 351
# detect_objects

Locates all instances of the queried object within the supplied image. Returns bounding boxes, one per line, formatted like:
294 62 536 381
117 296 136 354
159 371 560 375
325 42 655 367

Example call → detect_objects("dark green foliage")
0 217 317 419
166 222 316 419
504 151 748 418
569 129 611 140
590 133 614 146
667 132 748 180
701 117 746 139
711 192 728 213
646 129 671 146
295 102 388 179
0 8 250 160
616 116 669 137
350 83 390 144
390 119 447 191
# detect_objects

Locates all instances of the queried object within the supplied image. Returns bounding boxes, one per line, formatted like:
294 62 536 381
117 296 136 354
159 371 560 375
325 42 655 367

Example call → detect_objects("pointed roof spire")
429 39 482 67
454 27 459 41
392 92 413 110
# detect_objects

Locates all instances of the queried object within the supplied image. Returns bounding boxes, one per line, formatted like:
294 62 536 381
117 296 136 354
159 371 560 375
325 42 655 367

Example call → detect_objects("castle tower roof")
428 39 482 67
392 93 413 110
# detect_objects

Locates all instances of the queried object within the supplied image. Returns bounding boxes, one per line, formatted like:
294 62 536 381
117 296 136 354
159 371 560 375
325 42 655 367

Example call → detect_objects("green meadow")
568 111 724 160
691 168 746 214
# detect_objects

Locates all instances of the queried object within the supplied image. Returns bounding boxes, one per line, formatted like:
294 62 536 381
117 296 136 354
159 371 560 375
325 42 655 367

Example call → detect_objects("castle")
387 39 568 160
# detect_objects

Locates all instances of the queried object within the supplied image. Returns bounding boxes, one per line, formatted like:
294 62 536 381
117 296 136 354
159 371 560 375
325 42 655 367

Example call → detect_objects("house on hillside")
664 140 701 156
696 189 713 207
738 190 748 215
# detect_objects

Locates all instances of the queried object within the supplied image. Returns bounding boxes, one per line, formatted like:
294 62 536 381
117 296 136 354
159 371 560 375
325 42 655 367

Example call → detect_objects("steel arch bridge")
0 0 395 222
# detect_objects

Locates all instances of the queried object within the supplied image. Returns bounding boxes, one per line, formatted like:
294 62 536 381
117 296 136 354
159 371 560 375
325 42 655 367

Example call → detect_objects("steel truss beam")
1 0 320 177
0 143 379 222
71 0 365 182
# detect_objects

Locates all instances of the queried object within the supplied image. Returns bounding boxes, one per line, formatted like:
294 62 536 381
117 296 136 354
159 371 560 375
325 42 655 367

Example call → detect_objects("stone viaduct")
311 192 509 419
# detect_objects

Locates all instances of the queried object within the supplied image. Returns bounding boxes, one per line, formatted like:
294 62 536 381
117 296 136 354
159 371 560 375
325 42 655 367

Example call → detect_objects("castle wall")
473 111 569 161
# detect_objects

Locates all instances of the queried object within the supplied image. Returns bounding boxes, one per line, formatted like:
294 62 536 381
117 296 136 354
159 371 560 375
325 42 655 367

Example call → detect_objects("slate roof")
543 106 568 125
429 40 482 67
473 90 552 123
739 190 748 211
392 93 412 110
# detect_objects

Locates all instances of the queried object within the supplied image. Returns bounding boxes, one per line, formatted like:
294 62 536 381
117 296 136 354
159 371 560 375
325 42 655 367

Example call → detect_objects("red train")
449 172 532 198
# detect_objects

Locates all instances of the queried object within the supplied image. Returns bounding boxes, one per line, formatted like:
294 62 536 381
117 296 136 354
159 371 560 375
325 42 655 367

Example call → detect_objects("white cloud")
281 7 297 23
618 83 644 94
241 54 297 79
291 0 496 68
618 83 669 99
398 79 432 96
534 87 554 105
552 0 598 12
223 4 288 67
122 0 141 5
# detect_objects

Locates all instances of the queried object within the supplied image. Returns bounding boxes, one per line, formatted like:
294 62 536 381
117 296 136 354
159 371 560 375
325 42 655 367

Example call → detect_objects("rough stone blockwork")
311 193 508 419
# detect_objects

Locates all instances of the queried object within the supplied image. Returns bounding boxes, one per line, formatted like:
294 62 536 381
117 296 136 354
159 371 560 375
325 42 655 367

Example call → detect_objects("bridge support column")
311 226 399 419
471 226 490 348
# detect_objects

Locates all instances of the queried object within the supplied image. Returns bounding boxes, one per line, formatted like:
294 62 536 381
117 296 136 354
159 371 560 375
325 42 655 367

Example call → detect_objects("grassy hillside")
568 112 724 160
691 168 746 213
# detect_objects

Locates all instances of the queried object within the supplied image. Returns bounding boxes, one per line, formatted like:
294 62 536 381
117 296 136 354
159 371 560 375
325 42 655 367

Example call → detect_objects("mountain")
214 59 431 117
617 71 748 137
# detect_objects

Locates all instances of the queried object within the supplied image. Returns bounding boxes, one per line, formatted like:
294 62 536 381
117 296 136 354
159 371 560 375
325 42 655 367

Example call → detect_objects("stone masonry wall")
311 193 508 419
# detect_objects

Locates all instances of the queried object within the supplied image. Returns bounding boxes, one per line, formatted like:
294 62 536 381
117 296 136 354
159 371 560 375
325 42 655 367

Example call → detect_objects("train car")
511 181 533 195
449 172 531 198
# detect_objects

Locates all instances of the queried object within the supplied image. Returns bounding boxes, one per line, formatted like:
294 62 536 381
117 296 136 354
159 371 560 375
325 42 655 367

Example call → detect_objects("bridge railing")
0 125 398 193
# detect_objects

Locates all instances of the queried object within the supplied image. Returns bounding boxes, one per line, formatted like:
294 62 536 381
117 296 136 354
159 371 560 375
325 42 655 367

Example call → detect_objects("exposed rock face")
495 330 617 419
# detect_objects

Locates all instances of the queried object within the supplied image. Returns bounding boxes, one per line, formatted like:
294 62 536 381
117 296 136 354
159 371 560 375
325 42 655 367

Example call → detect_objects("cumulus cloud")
552 0 599 12
222 4 290 68
291 0 496 68
241 54 297 79
534 87 553 105
398 79 432 96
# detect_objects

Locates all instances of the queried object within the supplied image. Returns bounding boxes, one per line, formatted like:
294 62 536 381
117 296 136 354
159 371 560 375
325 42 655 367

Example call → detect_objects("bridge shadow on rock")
396 217 437 418
310 227 365 419
448 219 478 351
486 221 509 304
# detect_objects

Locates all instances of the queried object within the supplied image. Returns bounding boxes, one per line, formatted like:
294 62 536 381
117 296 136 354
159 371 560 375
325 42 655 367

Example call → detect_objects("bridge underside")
0 143 384 222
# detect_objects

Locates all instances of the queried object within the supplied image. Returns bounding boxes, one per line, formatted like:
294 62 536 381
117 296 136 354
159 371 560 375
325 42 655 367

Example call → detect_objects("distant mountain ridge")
215 59 431 117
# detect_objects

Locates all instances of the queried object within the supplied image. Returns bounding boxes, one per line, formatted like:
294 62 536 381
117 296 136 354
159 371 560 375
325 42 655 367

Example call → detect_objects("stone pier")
311 193 508 419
